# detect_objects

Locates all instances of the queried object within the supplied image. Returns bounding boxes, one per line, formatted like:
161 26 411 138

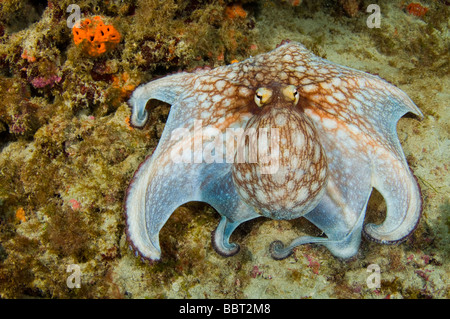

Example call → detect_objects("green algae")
0 0 449 299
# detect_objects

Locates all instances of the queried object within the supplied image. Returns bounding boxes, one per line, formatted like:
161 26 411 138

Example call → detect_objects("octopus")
125 41 423 261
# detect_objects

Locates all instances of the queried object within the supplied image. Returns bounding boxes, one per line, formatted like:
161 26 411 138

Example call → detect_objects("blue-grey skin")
125 41 423 262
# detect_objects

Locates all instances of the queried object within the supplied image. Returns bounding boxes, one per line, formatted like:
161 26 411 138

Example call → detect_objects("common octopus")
125 41 423 261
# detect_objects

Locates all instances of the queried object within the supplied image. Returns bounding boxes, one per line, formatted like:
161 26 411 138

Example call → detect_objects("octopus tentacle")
211 217 241 257
125 155 203 260
128 72 196 128
125 78 256 261
270 202 367 260
290 45 423 254
126 157 258 260
270 159 373 259
201 167 260 256
364 152 422 244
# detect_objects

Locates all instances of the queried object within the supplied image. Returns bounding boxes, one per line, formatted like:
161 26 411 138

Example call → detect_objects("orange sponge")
225 4 247 19
406 3 428 17
72 16 121 57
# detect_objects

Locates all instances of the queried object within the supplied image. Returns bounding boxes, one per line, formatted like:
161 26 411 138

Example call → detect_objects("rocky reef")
0 0 448 298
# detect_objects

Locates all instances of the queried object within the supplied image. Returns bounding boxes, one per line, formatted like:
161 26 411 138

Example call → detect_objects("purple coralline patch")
9 113 27 135
31 75 61 88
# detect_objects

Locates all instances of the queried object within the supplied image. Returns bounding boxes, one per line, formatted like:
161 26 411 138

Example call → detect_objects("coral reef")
0 0 448 299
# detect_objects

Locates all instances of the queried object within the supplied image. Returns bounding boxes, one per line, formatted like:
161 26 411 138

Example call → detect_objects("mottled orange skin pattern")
125 41 423 262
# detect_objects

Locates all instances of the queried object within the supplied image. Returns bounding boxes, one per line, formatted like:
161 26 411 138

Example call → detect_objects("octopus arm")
125 79 258 260
125 145 258 261
200 165 260 256
128 72 195 128
125 153 203 260
270 44 423 258
365 148 422 243
302 71 423 246
306 75 422 253
272 96 422 259
124 132 229 260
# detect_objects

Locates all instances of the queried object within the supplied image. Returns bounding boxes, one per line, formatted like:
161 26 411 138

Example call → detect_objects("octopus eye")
254 87 273 107
282 85 300 105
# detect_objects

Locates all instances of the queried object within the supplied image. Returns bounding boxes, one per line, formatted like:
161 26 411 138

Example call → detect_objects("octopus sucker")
125 41 423 262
